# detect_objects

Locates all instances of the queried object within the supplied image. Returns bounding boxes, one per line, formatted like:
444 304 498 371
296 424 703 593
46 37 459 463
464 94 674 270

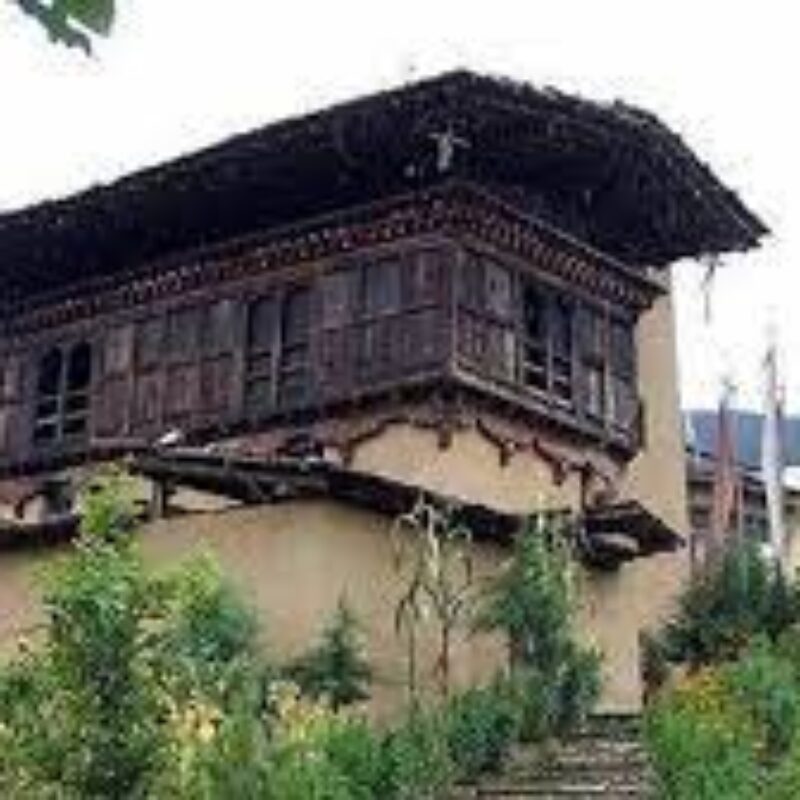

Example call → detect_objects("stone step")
518 762 653 782
474 780 654 799
582 713 643 735
452 716 655 800
532 741 648 761
505 743 649 774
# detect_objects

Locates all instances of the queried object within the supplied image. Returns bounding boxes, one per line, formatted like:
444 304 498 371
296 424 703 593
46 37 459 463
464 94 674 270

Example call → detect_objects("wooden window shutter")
166 307 200 362
364 258 401 316
278 286 312 408
103 325 134 376
321 270 353 329
136 317 163 369
485 259 513 320
246 295 278 416
202 299 237 355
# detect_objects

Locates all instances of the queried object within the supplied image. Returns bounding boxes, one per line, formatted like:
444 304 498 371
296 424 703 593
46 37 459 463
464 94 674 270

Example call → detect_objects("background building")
685 410 800 569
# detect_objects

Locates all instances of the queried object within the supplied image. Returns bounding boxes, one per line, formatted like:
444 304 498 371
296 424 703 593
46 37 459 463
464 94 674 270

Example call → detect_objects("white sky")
1 0 797 412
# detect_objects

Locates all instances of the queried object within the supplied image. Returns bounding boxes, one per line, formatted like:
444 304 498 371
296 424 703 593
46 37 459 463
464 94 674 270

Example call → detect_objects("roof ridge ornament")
428 127 470 174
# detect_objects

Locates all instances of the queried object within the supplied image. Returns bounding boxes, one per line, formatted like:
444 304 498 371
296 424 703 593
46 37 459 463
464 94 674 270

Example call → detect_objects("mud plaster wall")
348 280 691 711
0 499 504 721
145 500 505 719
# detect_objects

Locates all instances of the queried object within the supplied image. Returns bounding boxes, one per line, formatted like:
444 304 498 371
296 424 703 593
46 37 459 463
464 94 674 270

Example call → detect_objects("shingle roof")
0 70 767 306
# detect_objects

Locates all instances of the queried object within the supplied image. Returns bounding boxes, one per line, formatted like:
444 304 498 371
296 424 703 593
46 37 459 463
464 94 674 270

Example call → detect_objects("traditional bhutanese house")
0 71 766 713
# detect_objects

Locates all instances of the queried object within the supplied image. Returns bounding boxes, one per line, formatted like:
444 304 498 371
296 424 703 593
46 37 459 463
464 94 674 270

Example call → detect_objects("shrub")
726 639 800 760
286 599 372 710
321 715 386 800
766 735 800 799
646 694 760 799
473 514 574 673
265 749 352 800
444 683 521 781
552 644 602 735
158 690 271 799
260 680 388 800
381 707 456 799
160 553 260 668
0 471 272 799
490 668 559 745
659 541 800 669
473 514 600 741
645 633 800 798
0 479 168 799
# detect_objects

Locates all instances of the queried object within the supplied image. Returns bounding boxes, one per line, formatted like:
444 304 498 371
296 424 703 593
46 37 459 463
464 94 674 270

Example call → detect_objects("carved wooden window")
202 299 236 355
360 258 402 376
319 271 354 393
246 289 312 413
458 253 515 379
104 325 134 376
317 247 449 396
0 355 22 456
404 248 444 306
579 306 607 421
246 295 278 415
399 248 447 368
278 286 312 408
164 307 202 420
364 258 401 316
166 307 200 362
455 247 639 440
136 317 163 370
132 318 163 429
609 319 636 430
551 297 574 404
200 299 236 414
95 325 133 437
33 342 92 446
521 282 548 391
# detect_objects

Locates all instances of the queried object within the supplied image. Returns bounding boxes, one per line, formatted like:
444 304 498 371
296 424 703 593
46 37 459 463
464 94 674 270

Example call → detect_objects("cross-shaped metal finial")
428 127 470 174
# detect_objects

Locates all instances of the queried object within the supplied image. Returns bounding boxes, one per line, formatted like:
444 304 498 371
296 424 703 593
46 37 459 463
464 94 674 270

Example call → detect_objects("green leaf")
56 0 115 35
14 0 115 53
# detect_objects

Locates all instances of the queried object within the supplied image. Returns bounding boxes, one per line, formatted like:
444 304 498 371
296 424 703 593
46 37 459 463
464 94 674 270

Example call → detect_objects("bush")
766 735 800 799
646 685 761 800
286 599 372 710
493 668 553 744
321 715 386 800
726 639 800 760
0 480 168 798
659 541 800 669
473 514 574 673
381 708 456 799
444 683 521 781
261 681 365 800
644 631 800 799
473 514 600 742
552 645 602 735
0 471 273 799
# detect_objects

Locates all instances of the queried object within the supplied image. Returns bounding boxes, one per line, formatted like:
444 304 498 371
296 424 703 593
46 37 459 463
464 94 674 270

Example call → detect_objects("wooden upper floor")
0 185 658 475
0 72 767 477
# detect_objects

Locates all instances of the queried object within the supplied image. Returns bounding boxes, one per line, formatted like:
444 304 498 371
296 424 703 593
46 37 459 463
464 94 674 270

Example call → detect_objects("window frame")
32 341 94 449
455 248 639 441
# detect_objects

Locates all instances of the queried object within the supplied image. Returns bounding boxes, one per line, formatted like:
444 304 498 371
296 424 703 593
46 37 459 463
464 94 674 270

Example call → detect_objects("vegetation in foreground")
0 475 598 797
644 540 800 799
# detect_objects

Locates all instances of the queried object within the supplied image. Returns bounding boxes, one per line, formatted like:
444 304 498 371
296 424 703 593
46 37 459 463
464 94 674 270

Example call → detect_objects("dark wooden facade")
0 184 657 475
0 71 767 478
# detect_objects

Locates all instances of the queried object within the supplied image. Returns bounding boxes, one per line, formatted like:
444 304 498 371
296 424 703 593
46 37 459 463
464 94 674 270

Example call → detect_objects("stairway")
457 715 656 799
